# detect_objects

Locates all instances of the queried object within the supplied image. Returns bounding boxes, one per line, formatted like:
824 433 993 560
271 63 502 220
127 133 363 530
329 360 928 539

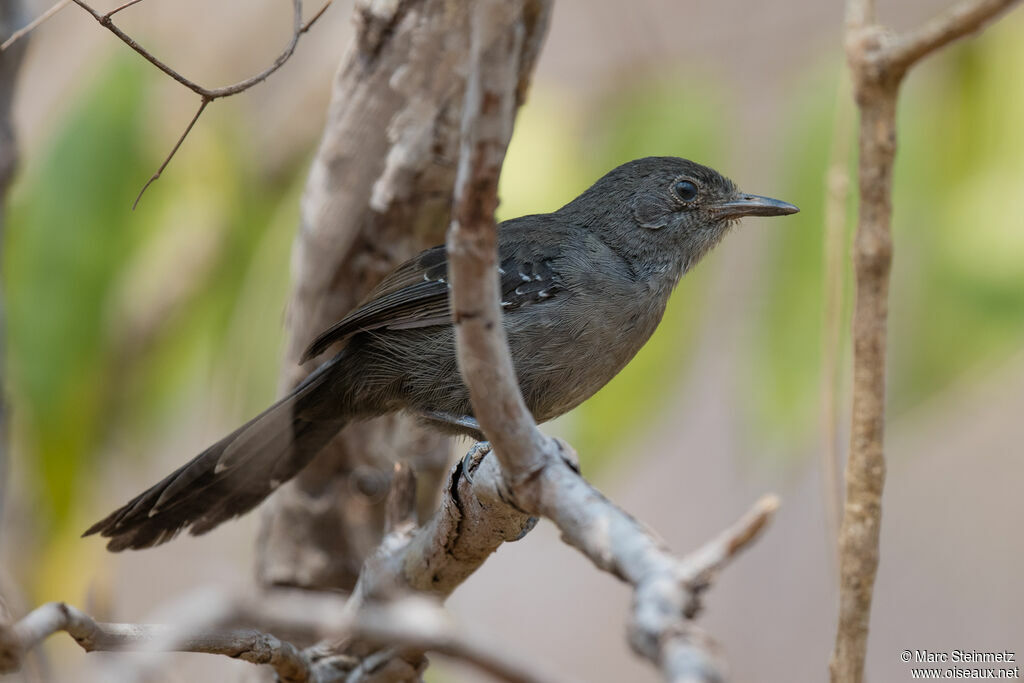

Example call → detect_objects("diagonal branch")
888 0 1018 71
0 602 314 682
0 0 71 52
63 0 333 206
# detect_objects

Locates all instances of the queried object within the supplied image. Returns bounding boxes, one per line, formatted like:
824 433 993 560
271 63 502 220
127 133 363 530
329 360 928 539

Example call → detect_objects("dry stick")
1 597 558 683
0 602 314 683
831 0 1019 681
68 0 333 206
0 0 72 52
132 97 207 209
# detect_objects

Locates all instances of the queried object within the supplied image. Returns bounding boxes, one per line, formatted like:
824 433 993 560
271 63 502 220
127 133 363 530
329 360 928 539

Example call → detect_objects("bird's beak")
711 193 799 220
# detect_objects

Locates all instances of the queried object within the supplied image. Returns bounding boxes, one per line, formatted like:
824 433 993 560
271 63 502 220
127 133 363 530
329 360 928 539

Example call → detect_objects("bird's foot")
459 441 538 541
460 441 492 484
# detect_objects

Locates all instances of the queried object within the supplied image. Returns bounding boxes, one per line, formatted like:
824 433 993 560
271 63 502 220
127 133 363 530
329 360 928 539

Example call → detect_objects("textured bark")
257 0 551 591
830 0 1019 680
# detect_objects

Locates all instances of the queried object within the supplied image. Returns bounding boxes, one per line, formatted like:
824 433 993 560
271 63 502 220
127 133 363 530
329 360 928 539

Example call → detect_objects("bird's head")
560 156 798 276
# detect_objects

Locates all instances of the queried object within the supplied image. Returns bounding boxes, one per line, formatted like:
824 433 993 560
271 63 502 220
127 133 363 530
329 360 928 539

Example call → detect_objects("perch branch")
445 3 780 681
831 0 1020 681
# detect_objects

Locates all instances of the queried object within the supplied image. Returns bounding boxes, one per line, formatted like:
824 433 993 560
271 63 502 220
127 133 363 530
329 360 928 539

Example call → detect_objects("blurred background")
1 0 1022 681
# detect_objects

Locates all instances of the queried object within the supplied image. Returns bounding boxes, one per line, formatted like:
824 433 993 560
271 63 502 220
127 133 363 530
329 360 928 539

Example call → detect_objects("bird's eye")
674 180 698 202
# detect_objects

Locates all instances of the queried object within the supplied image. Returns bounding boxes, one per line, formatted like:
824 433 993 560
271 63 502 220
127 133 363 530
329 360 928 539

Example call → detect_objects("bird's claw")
460 441 492 484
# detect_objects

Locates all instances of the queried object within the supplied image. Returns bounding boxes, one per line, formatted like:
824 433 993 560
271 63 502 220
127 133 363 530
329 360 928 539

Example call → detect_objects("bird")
84 156 798 551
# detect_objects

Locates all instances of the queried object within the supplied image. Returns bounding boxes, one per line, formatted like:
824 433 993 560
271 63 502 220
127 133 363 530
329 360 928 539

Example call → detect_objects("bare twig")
132 96 208 210
0 602 314 682
888 0 1018 70
103 0 146 20
65 0 330 206
0 0 71 52
831 0 1020 681
71 0 304 99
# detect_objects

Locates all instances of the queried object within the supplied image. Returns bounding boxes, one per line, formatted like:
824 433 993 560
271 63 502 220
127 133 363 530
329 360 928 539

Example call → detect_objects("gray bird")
85 156 798 551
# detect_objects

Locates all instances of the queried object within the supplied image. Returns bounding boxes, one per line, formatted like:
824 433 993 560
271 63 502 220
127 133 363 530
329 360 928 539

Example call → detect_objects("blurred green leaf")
6 58 151 523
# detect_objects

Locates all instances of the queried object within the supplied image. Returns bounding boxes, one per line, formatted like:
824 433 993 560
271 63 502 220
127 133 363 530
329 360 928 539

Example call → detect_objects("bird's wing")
300 240 565 362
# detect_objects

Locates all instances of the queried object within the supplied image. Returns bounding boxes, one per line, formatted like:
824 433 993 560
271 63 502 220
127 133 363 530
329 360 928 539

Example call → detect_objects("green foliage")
4 56 304 530
889 18 1024 412
6 59 151 522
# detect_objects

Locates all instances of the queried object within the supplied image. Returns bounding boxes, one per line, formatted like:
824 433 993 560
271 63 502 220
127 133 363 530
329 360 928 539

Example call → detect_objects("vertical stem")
829 62 898 681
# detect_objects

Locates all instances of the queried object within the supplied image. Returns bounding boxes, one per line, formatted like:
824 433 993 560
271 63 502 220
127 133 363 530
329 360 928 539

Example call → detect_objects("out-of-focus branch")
888 0 1018 71
0 592 563 683
0 602 314 682
831 0 1020 681
59 0 332 206
0 0 70 52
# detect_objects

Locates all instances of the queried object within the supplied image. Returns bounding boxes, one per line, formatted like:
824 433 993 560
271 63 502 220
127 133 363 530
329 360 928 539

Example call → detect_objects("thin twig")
1 602 314 682
71 0 303 98
66 0 331 206
132 96 208 210
103 0 146 20
302 0 334 33
831 0 1020 681
888 0 1019 70
0 0 71 52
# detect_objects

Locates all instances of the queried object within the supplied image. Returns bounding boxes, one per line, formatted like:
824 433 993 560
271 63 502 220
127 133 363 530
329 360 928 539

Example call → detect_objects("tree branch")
888 0 1018 70
831 0 1020 681
0 602 315 682
0 0 70 52
64 0 331 206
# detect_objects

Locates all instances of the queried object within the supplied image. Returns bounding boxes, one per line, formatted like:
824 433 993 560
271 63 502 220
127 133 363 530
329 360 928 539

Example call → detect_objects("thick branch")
831 1 1019 681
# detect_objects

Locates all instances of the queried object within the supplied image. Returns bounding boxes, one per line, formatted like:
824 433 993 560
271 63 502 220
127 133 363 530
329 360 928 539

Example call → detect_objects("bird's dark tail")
84 359 346 551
